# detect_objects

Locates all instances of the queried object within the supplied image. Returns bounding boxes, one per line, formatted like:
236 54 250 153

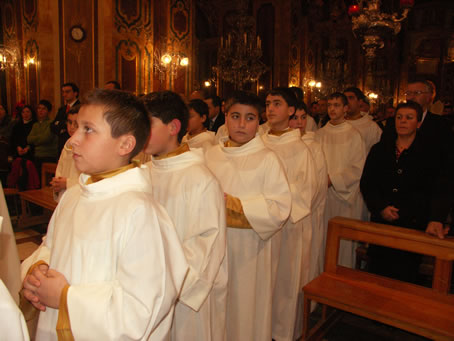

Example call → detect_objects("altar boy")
262 87 317 341
205 91 291 341
142 91 227 341
20 89 188 340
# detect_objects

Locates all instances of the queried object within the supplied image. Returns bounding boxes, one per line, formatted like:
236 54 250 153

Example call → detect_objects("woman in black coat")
360 101 451 283
11 105 37 159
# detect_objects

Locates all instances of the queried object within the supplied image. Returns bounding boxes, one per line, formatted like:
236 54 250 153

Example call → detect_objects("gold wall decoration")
115 0 152 36
22 0 38 32
116 39 141 93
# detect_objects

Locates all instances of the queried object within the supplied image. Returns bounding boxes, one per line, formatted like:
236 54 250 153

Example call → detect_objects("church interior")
1 0 454 110
1 0 454 340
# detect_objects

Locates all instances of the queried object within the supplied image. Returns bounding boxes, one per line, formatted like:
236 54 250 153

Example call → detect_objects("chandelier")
215 7 267 90
348 0 414 59
154 49 188 81
0 44 21 71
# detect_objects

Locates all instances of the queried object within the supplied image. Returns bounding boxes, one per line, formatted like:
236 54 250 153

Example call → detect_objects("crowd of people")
3 76 453 341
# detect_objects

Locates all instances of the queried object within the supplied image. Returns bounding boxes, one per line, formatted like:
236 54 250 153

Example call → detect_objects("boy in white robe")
181 99 215 152
344 87 382 155
262 88 317 341
20 89 188 341
50 105 81 202
289 102 328 281
344 88 381 221
315 92 366 268
142 91 227 341
205 92 291 341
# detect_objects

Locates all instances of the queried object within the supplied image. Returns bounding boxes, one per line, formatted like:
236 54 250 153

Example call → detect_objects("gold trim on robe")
86 161 139 184
154 143 190 160
225 194 253 229
268 127 293 136
187 129 207 140
56 284 74 341
224 139 245 147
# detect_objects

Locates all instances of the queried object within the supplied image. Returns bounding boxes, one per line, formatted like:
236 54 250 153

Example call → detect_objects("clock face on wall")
70 25 85 42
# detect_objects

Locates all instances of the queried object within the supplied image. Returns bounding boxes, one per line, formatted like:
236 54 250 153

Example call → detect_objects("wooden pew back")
325 217 454 293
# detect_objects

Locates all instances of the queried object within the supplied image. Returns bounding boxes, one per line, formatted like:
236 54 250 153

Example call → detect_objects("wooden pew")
17 163 57 229
302 217 454 341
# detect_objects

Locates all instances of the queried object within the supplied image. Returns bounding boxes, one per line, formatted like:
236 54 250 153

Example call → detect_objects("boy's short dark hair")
290 102 308 120
343 87 365 100
141 91 188 142
67 104 81 115
289 86 304 103
39 99 52 112
106 80 121 89
205 95 222 108
329 92 348 106
83 89 151 157
188 99 209 128
267 87 297 108
296 101 308 112
396 100 423 121
225 91 263 115
62 82 79 96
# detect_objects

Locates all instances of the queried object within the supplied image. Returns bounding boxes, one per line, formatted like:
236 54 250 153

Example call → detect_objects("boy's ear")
168 118 182 137
201 115 207 123
118 134 137 156
287 106 296 117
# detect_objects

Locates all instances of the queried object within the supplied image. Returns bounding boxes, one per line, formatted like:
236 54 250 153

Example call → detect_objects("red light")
348 4 360 16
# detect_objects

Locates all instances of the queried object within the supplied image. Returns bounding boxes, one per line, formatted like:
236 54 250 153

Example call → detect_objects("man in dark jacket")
51 82 80 154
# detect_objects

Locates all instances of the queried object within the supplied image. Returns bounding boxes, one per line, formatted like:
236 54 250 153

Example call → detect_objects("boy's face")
143 116 176 156
289 108 307 134
187 109 206 134
66 113 78 137
226 103 259 144
70 104 127 174
265 94 294 130
327 97 347 125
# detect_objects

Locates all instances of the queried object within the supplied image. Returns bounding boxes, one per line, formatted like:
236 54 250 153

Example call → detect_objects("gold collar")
86 161 139 185
187 129 207 140
224 139 245 147
154 143 190 160
268 127 293 136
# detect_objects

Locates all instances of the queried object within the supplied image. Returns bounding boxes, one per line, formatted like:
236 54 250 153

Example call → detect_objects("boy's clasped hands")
22 263 69 311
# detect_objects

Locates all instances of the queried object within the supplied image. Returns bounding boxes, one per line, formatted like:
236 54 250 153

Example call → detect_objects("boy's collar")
154 143 189 160
224 139 245 147
188 128 207 139
268 127 293 136
86 161 139 184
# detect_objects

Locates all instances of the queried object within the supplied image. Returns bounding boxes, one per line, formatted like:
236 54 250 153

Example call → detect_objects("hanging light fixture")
348 0 414 59
214 2 267 90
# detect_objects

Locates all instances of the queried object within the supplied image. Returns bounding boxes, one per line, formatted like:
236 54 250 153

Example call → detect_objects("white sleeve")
241 153 292 240
178 177 226 311
330 134 366 202
289 146 317 223
67 202 188 340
